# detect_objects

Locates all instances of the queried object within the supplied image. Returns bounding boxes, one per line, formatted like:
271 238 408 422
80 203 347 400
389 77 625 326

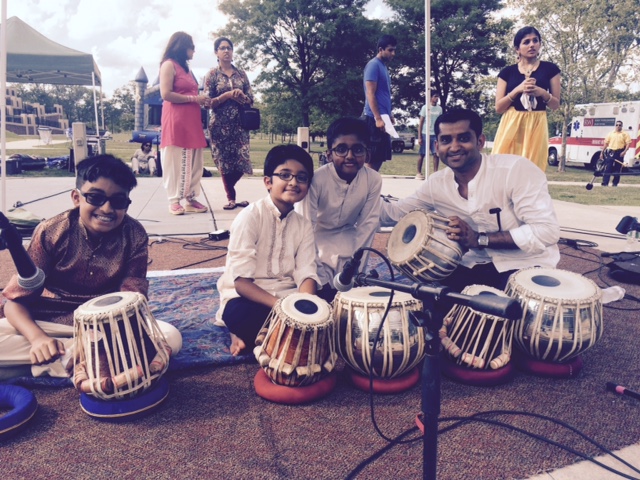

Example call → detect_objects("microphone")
334 249 364 293
449 291 523 320
0 212 45 292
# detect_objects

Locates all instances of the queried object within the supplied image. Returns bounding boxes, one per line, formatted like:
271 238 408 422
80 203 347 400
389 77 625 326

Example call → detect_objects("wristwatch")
477 232 489 249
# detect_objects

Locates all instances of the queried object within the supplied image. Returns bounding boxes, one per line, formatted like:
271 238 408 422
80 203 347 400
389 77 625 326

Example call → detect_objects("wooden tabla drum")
387 210 463 282
505 267 603 377
73 292 171 403
333 287 425 392
254 293 337 388
440 285 515 385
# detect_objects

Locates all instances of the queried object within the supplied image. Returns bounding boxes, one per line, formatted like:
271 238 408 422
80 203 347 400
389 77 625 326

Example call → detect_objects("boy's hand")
29 335 65 365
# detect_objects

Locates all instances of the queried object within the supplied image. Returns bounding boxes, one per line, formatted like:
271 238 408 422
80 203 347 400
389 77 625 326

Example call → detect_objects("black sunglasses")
77 189 132 210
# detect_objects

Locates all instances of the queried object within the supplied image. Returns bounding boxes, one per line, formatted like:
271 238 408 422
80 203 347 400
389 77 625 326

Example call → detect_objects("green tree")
429 0 513 113
383 0 427 122
214 0 380 127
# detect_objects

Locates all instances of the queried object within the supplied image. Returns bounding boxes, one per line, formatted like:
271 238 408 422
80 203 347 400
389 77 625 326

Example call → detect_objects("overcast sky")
4 0 393 97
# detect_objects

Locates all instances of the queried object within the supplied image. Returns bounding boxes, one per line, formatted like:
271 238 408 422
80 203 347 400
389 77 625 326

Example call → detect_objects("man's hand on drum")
446 216 477 250
29 334 65 365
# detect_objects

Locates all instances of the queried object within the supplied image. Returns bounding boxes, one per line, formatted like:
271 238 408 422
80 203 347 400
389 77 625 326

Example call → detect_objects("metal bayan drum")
73 292 171 401
387 209 463 282
333 287 425 379
254 293 337 387
506 268 603 364
441 285 514 372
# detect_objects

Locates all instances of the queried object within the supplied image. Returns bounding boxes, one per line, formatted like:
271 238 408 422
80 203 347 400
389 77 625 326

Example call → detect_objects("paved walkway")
0 175 636 253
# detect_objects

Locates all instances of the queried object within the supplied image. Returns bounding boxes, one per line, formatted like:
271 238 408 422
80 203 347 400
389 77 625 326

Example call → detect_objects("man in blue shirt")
362 34 397 171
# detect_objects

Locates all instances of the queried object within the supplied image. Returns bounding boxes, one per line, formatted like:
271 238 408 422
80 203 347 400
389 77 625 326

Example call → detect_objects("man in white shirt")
381 108 560 292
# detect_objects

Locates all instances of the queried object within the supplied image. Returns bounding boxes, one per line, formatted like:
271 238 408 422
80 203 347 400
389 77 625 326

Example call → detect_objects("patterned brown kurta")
1 209 149 326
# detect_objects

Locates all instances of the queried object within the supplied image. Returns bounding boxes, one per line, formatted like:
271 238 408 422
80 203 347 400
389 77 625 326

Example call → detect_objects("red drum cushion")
441 356 515 386
253 369 337 404
514 352 584 378
349 366 420 394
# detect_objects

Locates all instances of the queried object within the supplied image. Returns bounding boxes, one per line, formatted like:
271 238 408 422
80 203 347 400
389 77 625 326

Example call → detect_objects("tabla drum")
505 267 603 377
333 287 425 392
387 210 463 282
73 292 172 413
440 285 515 385
254 293 337 388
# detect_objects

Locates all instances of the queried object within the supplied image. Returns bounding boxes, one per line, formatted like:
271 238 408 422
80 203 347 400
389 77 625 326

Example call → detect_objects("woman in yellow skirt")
492 26 561 172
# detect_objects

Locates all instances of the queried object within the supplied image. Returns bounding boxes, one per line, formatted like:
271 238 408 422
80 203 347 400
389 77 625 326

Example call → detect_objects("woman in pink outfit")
159 32 209 215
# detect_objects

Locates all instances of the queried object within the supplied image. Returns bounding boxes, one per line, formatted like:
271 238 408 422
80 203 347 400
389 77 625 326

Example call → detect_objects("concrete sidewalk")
0 174 636 253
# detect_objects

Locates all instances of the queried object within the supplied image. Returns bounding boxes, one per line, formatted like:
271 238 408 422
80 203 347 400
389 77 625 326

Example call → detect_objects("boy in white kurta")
297 117 382 302
215 145 320 355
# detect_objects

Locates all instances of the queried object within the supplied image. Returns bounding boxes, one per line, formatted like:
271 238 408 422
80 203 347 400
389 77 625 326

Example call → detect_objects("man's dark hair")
264 145 314 182
76 154 137 192
327 117 369 149
377 34 397 51
434 109 483 138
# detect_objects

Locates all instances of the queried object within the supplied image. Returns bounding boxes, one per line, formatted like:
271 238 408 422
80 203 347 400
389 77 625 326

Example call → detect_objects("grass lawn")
5 131 640 205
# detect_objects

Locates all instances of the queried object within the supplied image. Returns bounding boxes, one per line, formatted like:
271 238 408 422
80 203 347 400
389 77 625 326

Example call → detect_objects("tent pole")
92 71 101 153
100 84 105 131
1 0 7 214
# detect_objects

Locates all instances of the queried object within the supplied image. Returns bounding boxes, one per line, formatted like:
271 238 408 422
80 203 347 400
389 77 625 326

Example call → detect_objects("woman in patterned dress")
204 37 254 210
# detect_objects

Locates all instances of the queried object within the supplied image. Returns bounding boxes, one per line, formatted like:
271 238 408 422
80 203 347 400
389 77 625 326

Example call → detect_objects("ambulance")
547 101 640 169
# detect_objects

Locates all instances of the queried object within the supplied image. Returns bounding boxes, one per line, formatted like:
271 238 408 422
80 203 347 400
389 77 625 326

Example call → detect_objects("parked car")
391 132 416 153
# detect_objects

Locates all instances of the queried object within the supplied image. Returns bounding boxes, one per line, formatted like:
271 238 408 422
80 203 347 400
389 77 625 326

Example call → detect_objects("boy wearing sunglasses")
0 155 180 379
215 145 320 356
297 117 382 302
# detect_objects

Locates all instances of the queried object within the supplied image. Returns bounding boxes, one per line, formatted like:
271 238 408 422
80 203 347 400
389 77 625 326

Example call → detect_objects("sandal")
223 202 237 210
236 201 249 208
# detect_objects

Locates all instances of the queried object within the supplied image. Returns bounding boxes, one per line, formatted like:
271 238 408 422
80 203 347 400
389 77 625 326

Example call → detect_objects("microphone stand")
353 272 522 480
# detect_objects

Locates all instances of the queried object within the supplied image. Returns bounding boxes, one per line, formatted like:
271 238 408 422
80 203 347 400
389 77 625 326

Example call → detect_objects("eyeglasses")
616 123 623 127
77 189 132 210
218 46 233 52
272 172 310 184
330 144 367 157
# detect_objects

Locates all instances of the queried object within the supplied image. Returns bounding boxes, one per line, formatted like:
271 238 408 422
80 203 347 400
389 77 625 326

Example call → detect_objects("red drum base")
514 351 584 378
253 369 337 404
441 355 514 386
349 366 420 394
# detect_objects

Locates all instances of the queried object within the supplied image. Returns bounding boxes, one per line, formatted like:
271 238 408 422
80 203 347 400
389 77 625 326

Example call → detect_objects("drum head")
336 286 418 307
75 292 143 321
387 210 432 264
509 268 600 301
279 293 331 328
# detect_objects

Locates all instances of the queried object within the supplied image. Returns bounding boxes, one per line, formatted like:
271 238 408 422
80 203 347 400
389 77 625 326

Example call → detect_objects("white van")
548 101 640 169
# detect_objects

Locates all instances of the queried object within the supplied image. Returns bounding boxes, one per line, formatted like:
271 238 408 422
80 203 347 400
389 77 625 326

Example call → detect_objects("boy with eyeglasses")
0 154 181 379
297 117 382 302
215 145 321 356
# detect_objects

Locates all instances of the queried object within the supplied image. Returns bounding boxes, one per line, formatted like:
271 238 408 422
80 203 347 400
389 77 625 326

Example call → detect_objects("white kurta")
380 153 560 272
215 195 320 322
298 163 382 287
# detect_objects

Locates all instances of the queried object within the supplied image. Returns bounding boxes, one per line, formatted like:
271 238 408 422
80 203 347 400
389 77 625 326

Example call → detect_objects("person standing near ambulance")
600 120 631 187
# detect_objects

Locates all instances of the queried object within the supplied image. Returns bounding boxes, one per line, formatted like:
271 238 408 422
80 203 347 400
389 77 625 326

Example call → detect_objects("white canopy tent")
0 13 103 213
